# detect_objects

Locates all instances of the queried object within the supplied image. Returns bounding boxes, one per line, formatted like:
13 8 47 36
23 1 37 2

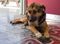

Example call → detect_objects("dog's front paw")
35 32 42 38
10 21 16 25
44 37 52 43
38 37 52 43
10 21 23 25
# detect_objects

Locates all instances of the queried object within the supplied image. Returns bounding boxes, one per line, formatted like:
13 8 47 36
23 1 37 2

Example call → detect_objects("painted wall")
28 0 60 15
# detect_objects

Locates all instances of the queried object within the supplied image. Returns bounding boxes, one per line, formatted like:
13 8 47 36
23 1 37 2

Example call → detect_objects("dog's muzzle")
28 16 37 22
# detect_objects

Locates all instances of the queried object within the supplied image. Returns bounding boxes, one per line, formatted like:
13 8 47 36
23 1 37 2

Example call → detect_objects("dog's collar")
38 11 46 25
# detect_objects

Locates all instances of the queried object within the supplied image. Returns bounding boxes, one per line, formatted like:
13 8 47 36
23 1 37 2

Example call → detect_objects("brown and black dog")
10 3 51 43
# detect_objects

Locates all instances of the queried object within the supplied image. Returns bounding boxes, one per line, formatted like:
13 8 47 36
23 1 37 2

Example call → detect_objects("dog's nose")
28 17 37 22
33 10 37 14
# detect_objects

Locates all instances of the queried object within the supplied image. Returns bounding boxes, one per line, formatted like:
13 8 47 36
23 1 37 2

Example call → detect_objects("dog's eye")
28 10 37 14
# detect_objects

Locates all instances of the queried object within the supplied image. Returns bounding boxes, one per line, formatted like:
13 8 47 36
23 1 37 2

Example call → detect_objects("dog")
0 0 20 7
10 3 51 43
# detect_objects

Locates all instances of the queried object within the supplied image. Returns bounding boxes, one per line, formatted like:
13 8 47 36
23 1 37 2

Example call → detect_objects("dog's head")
27 3 46 19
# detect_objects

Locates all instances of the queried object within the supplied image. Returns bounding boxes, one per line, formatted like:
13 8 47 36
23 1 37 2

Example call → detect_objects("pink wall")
28 0 60 15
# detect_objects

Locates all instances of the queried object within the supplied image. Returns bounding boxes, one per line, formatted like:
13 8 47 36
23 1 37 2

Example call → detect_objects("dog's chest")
28 17 39 26
34 20 39 26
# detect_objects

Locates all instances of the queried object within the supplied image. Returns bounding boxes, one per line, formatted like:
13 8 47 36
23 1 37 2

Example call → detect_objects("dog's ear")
31 3 36 8
28 3 39 8
39 5 46 11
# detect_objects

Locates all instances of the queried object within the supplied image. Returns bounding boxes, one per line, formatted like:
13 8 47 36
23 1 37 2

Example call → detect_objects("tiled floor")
0 8 33 44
